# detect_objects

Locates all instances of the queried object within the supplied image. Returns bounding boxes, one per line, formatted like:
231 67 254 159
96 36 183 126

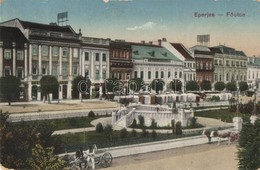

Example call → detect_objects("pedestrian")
87 145 96 169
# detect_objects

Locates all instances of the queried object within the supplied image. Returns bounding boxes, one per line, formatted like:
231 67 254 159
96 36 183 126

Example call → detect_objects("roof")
171 43 194 60
132 45 181 61
248 57 260 66
0 26 27 47
211 45 246 56
190 45 211 52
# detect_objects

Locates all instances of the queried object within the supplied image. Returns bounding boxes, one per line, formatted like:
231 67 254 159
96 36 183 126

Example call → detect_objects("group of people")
73 144 96 169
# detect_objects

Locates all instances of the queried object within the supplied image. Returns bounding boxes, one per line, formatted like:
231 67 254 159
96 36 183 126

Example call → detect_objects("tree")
200 80 212 91
239 81 249 92
238 119 260 170
214 81 226 91
40 75 59 103
72 76 85 99
169 79 182 92
151 79 165 94
138 115 145 128
128 78 145 93
226 81 237 92
119 128 128 140
105 78 123 94
0 76 21 105
175 121 182 135
28 144 66 170
104 124 113 141
186 81 199 91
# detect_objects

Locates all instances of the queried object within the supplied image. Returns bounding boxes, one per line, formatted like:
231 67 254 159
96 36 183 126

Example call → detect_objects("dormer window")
148 51 155 57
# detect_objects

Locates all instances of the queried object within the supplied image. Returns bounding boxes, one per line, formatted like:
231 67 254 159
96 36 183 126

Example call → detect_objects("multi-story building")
158 39 196 91
247 56 260 89
0 18 81 101
131 42 183 92
81 37 110 98
0 26 28 100
190 45 214 86
109 40 134 83
210 45 247 86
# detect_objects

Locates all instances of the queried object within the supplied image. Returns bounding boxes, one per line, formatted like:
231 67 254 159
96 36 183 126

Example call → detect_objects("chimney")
141 40 145 44
158 39 162 46
149 41 153 44
162 38 167 42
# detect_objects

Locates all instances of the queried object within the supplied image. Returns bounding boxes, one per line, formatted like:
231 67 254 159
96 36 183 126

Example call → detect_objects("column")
0 41 3 77
67 81 72 99
24 43 28 79
59 47 62 76
100 52 103 80
91 52 95 79
28 82 32 101
107 51 110 79
12 42 16 76
37 85 41 101
29 44 32 76
69 48 72 76
59 85 63 100
38 45 42 75
49 46 52 75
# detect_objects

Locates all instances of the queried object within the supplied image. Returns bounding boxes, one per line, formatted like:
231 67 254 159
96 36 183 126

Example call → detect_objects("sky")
0 0 259 56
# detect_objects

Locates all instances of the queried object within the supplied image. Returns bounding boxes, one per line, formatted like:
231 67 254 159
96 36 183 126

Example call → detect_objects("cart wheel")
100 152 113 168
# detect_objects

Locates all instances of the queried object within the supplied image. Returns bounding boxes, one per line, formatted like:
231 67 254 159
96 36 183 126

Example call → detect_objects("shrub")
142 129 149 137
175 121 182 135
104 124 113 141
150 118 157 129
131 129 137 137
151 130 157 138
88 110 95 118
96 122 103 133
189 117 197 128
171 119 175 134
138 115 145 128
120 128 128 140
68 118 77 126
130 118 137 128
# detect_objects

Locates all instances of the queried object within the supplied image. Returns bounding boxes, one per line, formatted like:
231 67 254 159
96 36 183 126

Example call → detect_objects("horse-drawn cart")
67 145 113 169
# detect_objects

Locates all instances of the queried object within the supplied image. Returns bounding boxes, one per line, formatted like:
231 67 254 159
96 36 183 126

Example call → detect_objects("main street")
103 143 238 170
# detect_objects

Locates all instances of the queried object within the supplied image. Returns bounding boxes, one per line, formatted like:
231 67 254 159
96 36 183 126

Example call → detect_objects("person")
86 145 96 169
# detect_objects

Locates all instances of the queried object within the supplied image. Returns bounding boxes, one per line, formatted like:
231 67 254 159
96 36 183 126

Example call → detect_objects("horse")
202 129 212 143
210 130 232 145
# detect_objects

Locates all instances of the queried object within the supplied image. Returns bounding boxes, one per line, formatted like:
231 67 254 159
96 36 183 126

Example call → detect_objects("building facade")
0 26 28 100
247 56 260 89
1 18 81 101
190 45 214 86
210 45 247 86
131 43 183 92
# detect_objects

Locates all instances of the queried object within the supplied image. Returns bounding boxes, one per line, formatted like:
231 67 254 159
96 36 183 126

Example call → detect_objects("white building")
247 56 260 89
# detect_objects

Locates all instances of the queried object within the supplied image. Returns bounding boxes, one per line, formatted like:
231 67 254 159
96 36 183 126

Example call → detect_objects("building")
0 18 81 101
247 56 260 89
0 26 28 100
158 39 196 91
131 42 183 92
190 45 214 86
109 40 134 82
81 37 110 98
210 45 247 86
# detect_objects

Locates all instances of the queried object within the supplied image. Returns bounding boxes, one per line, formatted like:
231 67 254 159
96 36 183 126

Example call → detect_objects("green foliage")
128 78 145 93
209 96 220 102
188 117 197 128
171 119 175 134
0 76 21 105
40 75 59 103
104 124 113 141
96 123 104 133
150 79 165 94
151 130 157 138
238 119 260 170
28 144 65 170
130 129 137 137
169 79 182 92
88 110 95 118
239 81 249 92
131 118 137 128
200 80 212 91
226 81 237 92
120 128 128 140
72 76 85 99
138 115 145 128
150 118 157 129
214 81 226 91
142 129 149 137
105 78 123 93
186 81 199 91
175 121 182 135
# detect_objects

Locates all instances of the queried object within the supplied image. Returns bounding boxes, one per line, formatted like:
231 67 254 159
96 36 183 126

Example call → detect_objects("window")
219 75 222 81
214 60 218 65
73 48 78 58
95 70 99 80
206 62 209 70
226 73 229 81
95 53 100 61
155 71 159 78
103 70 106 79
85 52 89 61
168 71 171 78
179 72 182 78
17 51 24 60
41 45 48 57
111 72 115 79
32 65 38 75
161 71 164 78
85 70 89 78
42 66 47 75
118 72 122 79
219 60 222 65
174 72 178 78
4 50 11 59
52 46 59 56
126 73 130 80
102 53 106 62
62 47 68 57
148 71 151 79
134 71 138 78
32 45 38 55
226 60 229 66
73 65 78 75
62 64 68 76
4 67 11 76
52 64 58 76
140 71 144 79
17 68 24 79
